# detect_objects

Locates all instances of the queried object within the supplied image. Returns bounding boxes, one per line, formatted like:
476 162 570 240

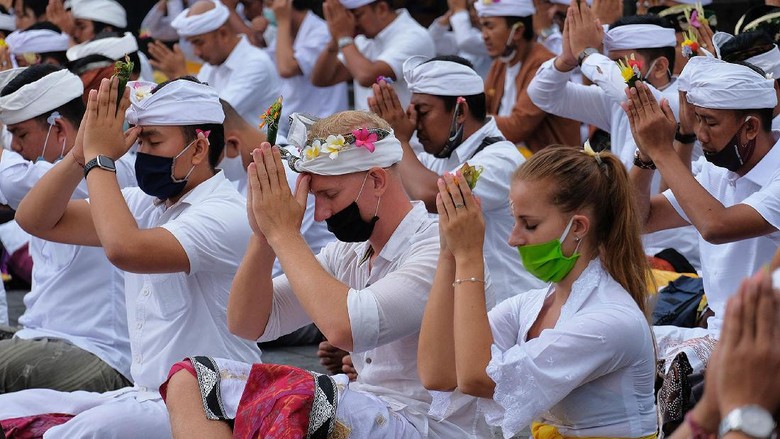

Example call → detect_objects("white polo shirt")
122 170 263 390
345 9 435 111
198 36 282 125
265 11 348 138
664 135 780 329
0 150 137 379
417 117 544 302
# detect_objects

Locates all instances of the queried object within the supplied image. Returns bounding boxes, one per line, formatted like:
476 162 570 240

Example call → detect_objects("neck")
367 190 413 255
507 40 531 66
219 35 241 64
736 131 775 177
377 10 399 33
552 245 596 302
462 117 487 141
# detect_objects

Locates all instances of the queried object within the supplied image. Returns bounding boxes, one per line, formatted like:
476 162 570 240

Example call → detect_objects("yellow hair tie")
582 140 604 166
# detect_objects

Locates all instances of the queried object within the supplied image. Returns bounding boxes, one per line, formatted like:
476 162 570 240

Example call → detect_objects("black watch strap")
84 155 117 178
675 124 697 143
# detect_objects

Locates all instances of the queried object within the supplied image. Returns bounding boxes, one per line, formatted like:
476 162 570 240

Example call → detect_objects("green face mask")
517 217 581 283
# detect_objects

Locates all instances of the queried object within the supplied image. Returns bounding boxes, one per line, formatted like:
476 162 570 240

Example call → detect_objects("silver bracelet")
452 277 486 288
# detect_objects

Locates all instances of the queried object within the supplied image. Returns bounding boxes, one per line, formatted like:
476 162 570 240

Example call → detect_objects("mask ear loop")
559 216 583 256
499 22 522 62
37 111 61 162
171 135 203 183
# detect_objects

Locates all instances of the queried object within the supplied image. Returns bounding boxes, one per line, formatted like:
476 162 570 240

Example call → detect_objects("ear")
456 100 469 124
224 134 241 159
571 213 591 241
652 57 670 80
511 22 524 43
368 166 388 197
744 115 761 141
191 135 211 165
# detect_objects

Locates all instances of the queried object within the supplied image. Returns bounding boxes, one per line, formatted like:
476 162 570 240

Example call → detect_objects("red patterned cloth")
0 413 74 439
159 359 197 402
234 363 315 439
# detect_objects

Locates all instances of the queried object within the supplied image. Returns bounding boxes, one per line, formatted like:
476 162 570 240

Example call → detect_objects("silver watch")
718 405 776 439
337 36 354 50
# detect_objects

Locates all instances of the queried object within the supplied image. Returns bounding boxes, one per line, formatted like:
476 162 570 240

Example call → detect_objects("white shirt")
198 36 282 125
418 117 544 302
265 11 348 138
346 9 435 111
140 0 185 42
663 133 780 329
0 278 6 326
0 150 136 379
483 259 657 438
121 171 263 390
538 26 563 56
427 11 492 78
499 61 522 117
259 202 489 437
528 55 702 270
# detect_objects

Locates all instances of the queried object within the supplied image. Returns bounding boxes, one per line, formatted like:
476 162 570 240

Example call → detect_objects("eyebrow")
139 128 161 138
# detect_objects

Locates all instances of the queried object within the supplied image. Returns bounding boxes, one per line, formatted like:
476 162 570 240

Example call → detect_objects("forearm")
311 43 343 86
418 252 458 391
452 254 495 398
227 10 260 45
85 170 145 262
274 21 301 78
16 153 83 237
227 235 276 340
341 45 387 87
398 142 441 212
270 232 353 350
629 166 654 229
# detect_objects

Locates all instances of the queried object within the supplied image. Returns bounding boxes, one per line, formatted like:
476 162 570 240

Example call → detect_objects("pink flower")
690 9 701 28
353 128 378 153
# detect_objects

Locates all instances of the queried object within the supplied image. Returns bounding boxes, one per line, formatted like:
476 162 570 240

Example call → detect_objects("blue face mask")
134 139 196 200
263 8 276 27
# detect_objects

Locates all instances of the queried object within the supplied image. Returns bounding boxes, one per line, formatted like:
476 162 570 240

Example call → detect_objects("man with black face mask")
626 57 780 371
370 54 543 303
160 110 495 438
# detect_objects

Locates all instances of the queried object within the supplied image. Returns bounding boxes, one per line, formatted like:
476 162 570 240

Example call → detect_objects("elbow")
310 71 329 87
321 327 354 353
354 73 377 88
103 244 136 272
227 318 263 342
456 376 495 398
699 224 731 245
419 370 457 392
277 66 299 79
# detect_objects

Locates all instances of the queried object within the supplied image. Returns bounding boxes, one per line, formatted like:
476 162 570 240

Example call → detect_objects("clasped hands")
622 81 677 162
81 77 140 164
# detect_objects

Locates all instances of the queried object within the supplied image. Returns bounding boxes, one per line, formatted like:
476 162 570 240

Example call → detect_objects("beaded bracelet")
452 277 486 288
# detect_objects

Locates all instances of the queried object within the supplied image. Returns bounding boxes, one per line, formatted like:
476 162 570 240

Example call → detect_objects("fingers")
86 89 98 126
454 170 475 209
123 126 141 149
443 173 466 211
260 143 280 191
660 98 676 123
294 173 311 209
755 269 775 346
741 273 760 344
271 145 288 192
252 147 271 195
407 104 418 126
247 161 263 205
721 280 747 349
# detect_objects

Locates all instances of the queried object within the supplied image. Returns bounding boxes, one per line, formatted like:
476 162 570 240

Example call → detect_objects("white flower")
303 141 322 161
322 134 347 160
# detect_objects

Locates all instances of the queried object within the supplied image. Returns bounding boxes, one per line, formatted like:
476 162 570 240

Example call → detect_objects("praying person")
419 146 657 438
163 110 492 438
68 0 127 44
370 54 543 302
0 76 262 438
476 0 580 152
0 65 136 394
4 22 70 67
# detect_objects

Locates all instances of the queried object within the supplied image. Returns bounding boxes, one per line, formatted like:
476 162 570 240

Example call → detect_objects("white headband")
604 24 678 52
403 56 484 96
681 56 777 109
5 30 70 55
125 80 225 126
339 0 374 8
0 14 15 32
171 0 230 38
0 69 83 125
286 113 403 176
474 0 535 17
70 0 127 28
67 32 138 61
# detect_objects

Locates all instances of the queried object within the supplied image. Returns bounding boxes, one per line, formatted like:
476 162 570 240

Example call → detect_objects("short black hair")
20 0 47 19
23 22 68 66
91 20 125 36
89 31 142 75
506 15 535 41
151 76 225 169
720 30 776 63
609 15 677 74
1 64 85 127
423 55 487 122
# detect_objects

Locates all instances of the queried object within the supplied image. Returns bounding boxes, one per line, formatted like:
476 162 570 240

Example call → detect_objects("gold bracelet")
452 277 486 288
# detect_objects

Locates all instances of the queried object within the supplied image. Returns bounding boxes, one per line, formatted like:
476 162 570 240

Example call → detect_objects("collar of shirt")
373 9 411 42
452 116 505 163
736 130 780 187
557 258 607 321
353 201 430 264
153 169 230 211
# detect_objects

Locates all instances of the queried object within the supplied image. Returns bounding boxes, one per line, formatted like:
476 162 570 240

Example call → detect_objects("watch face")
96 155 116 170
743 408 776 437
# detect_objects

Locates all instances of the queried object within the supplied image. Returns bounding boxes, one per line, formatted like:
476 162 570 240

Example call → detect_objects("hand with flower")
681 29 700 59
622 80 677 161
83 77 141 162
436 171 485 262
687 12 714 54
617 54 643 88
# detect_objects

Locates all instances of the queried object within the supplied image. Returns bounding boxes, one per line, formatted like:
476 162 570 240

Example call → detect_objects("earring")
574 237 581 242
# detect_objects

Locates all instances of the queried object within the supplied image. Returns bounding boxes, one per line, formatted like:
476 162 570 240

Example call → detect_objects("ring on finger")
454 203 465 209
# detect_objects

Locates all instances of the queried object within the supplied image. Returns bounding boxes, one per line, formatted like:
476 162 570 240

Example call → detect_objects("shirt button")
365 357 372 364
135 354 143 363
143 289 151 296
136 322 143 329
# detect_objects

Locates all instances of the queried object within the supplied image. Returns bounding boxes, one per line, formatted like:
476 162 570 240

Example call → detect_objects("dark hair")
610 15 677 73
20 0 47 19
1 64 85 127
90 31 142 75
152 76 225 169
423 55 487 122
90 20 124 35
23 22 68 66
506 15 535 41
720 31 776 64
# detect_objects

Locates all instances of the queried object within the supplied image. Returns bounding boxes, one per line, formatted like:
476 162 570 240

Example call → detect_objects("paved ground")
6 289 326 373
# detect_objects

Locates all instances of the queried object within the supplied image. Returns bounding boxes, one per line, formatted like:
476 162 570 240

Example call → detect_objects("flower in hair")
684 3 709 29
617 54 643 87
132 82 153 102
582 140 604 166
195 129 211 138
352 127 378 153
322 134 347 160
303 141 322 161
681 29 700 58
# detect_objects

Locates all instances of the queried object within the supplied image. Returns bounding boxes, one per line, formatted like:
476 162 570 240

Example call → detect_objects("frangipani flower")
303 140 321 161
132 82 153 101
352 127 378 153
322 134 347 160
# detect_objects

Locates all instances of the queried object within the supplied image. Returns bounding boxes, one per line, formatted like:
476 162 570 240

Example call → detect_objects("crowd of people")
0 0 776 437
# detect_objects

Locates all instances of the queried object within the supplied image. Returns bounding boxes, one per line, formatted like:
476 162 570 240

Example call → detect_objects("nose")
694 122 708 145
11 138 21 153
507 224 526 247
313 202 331 223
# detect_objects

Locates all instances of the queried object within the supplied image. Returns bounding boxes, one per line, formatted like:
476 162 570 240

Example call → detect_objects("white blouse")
483 259 657 438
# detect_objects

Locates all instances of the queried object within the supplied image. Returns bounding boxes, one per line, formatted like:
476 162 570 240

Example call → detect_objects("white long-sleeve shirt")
427 10 492 78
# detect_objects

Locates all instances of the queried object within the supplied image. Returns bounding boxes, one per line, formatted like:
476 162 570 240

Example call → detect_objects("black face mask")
434 97 465 159
325 173 380 242
704 120 756 172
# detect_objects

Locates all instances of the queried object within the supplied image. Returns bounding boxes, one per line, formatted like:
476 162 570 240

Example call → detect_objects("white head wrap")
0 68 26 91
0 13 15 32
403 56 484 96
475 0 535 18
680 56 777 109
125 80 225 126
339 0 375 9
66 32 138 61
604 24 677 52
5 30 70 55
710 31 780 80
171 0 230 38
285 113 403 176
0 69 83 125
70 0 127 28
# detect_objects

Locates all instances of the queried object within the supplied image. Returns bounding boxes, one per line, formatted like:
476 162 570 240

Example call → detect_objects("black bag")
652 276 705 327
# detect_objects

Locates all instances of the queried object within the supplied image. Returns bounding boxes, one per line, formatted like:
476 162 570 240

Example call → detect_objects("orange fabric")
484 43 581 152
78 66 115 105
531 422 657 439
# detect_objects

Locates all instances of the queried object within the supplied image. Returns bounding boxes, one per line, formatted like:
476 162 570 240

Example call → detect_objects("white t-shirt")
498 61 522 117
663 134 780 329
345 9 435 111
121 171 263 389
198 36 282 125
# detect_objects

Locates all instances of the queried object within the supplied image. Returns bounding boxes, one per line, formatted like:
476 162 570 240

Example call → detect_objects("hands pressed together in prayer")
622 81 677 163
556 0 603 71
436 172 485 261
323 0 356 40
245 144 309 245
147 41 188 80
368 81 416 144
82 77 141 163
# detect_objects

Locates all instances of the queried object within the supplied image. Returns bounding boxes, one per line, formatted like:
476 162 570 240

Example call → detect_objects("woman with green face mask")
418 146 657 439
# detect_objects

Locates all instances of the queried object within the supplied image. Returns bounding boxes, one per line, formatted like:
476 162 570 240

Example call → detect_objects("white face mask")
219 154 245 183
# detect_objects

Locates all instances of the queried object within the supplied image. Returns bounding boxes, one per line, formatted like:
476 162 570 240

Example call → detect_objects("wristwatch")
577 47 599 66
84 154 117 178
337 36 355 51
718 405 776 439
675 123 697 143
